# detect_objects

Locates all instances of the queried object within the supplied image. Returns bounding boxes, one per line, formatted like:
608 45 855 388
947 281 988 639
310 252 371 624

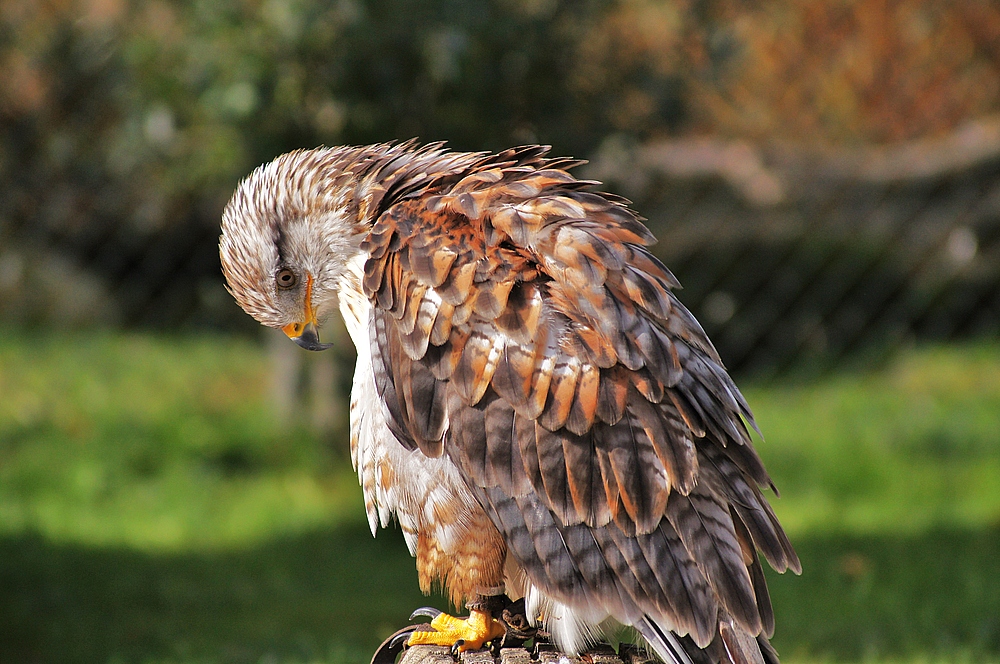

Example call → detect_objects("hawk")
220 143 800 664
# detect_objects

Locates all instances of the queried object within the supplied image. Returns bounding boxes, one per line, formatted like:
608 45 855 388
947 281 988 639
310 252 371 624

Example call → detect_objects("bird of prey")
220 142 800 664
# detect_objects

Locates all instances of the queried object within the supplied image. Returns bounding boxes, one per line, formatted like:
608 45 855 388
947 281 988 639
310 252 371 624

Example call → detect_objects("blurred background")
2 0 1000 662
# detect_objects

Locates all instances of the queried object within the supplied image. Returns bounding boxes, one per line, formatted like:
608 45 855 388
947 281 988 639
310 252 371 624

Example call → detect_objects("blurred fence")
4 119 1000 379
592 116 1000 378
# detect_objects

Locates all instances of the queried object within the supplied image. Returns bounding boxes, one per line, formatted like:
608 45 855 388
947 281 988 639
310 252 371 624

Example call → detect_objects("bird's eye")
275 268 298 289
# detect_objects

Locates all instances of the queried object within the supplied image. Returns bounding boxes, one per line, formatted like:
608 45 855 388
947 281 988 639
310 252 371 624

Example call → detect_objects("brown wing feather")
359 146 797 656
731 506 775 638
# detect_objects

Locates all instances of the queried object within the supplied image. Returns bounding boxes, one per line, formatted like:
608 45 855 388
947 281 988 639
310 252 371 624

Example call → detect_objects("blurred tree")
682 0 1000 143
3 0 1000 329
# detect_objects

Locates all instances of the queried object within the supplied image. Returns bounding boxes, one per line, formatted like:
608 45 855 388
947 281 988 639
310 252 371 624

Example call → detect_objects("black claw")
390 626 418 650
371 626 419 664
410 606 443 621
451 640 466 657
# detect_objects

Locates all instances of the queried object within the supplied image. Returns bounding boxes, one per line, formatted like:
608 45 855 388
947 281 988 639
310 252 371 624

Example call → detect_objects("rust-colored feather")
538 356 580 431
472 278 515 319
428 300 455 346
494 282 543 344
437 260 477 306
626 392 697 496
565 361 600 436
492 342 540 416
560 429 599 525
668 388 708 439
397 282 427 335
398 290 438 360
425 327 468 380
408 244 457 287
631 365 665 403
596 366 629 425
451 327 503 405
604 416 670 534
574 321 618 369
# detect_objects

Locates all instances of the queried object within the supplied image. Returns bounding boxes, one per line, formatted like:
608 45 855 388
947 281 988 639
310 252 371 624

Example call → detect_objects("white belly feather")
337 255 481 555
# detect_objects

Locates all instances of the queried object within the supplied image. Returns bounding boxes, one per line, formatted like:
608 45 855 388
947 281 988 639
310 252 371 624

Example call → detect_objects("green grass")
1 331 999 663
748 344 1000 536
0 332 362 550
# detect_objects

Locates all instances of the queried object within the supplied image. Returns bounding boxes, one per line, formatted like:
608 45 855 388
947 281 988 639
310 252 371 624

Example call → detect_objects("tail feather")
756 635 780 664
635 617 695 664
718 620 765 664
636 615 776 664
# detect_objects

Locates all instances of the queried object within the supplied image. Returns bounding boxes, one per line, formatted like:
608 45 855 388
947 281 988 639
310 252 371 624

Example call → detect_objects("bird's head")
220 147 369 351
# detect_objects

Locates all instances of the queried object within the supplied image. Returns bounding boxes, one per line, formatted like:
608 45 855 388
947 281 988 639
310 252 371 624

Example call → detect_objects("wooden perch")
398 643 658 664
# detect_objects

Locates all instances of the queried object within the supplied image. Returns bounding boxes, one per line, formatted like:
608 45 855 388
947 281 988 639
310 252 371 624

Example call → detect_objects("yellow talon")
406 609 506 652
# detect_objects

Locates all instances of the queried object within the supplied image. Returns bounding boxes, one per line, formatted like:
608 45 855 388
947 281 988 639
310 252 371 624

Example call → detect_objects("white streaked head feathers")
220 142 484 330
220 146 373 328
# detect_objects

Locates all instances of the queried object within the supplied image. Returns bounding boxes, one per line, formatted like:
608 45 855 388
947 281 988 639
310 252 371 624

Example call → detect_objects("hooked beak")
281 275 333 351
283 320 333 351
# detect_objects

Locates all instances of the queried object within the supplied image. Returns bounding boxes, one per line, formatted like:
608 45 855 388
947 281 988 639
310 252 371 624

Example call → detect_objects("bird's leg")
406 594 508 653
498 597 537 648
